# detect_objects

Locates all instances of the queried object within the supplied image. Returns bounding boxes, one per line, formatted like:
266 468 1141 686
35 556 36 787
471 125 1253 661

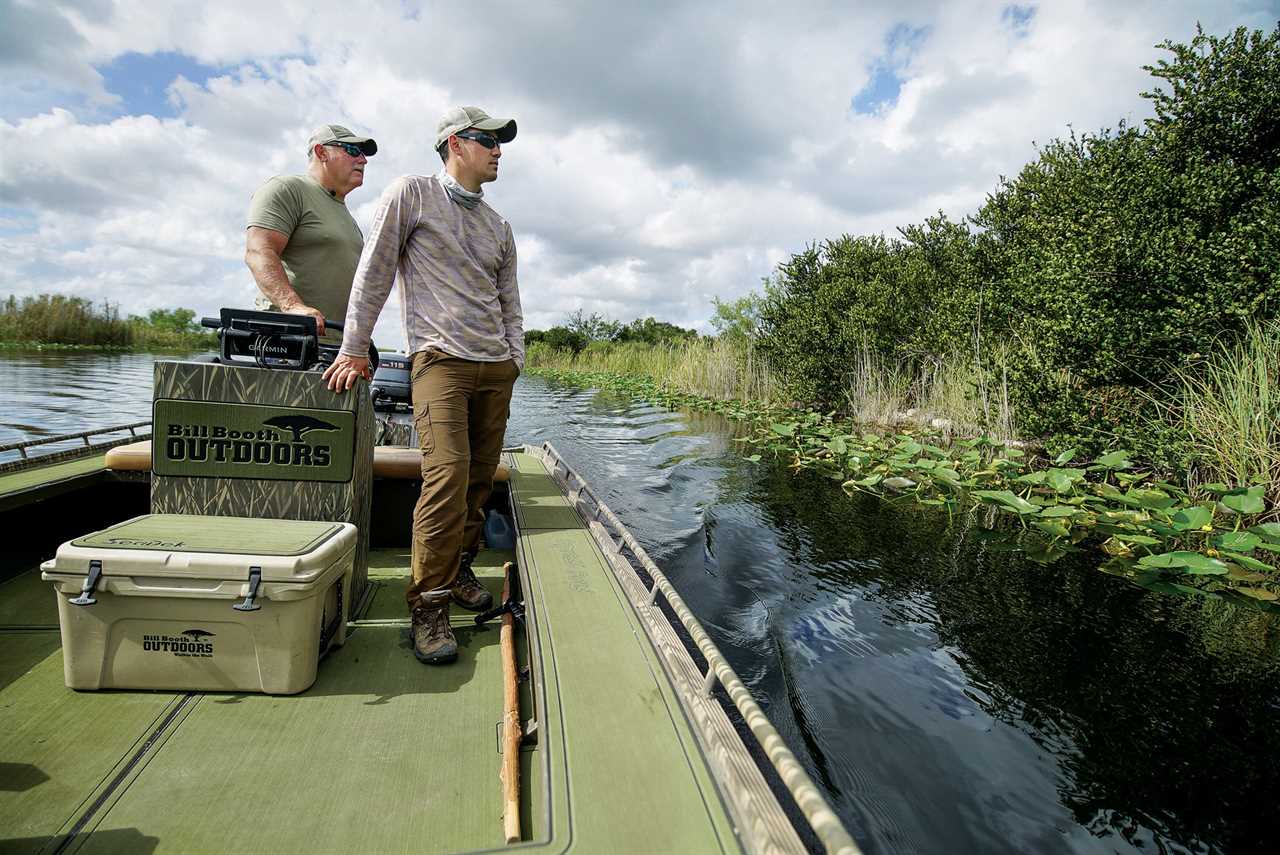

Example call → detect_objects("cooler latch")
69 560 103 607
233 566 263 612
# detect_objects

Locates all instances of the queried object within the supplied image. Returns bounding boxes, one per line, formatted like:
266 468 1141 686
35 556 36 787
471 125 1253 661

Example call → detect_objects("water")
0 350 192 456
5 349 1279 854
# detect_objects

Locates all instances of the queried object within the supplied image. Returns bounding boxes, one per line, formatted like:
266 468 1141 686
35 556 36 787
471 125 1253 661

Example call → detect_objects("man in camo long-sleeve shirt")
324 106 522 665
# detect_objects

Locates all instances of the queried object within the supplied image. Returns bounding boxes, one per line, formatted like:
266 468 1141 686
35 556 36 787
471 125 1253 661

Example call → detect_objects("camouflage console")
150 357 375 603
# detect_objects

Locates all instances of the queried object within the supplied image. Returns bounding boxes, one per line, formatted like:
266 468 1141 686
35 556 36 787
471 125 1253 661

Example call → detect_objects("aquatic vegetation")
531 366 1278 607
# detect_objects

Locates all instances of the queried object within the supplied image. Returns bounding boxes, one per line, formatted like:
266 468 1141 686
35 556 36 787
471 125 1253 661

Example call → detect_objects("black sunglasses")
454 130 501 149
325 142 366 157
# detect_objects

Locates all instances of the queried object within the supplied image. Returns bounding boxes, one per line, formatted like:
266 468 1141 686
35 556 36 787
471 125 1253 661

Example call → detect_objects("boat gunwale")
0 422 152 474
524 441 861 855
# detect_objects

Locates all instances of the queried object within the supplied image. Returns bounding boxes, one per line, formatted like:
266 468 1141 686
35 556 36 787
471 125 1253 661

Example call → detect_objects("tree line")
748 24 1279 467
526 309 699 354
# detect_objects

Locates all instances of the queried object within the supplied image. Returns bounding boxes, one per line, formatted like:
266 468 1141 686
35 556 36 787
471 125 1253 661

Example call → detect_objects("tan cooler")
41 514 356 695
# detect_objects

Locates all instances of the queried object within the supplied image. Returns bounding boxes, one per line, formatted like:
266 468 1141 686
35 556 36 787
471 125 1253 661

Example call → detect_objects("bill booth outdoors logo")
153 399 355 482
164 416 340 467
143 629 216 657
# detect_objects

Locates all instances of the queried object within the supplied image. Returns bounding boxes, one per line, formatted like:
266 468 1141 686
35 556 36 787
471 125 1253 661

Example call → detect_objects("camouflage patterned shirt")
339 173 524 367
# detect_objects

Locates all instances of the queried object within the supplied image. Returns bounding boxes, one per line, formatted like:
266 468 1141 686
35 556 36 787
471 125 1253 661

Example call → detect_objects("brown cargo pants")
406 347 518 607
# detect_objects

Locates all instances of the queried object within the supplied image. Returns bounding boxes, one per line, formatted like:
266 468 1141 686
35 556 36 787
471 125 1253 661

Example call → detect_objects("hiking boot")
451 553 493 612
409 590 457 665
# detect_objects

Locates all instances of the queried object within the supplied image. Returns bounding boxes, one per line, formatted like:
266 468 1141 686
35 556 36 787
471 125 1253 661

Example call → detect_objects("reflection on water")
5 354 1278 853
0 350 189 459
509 376 1280 855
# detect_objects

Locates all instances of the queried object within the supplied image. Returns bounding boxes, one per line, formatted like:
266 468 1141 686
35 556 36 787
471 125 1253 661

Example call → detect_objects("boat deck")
0 453 113 513
0 451 742 854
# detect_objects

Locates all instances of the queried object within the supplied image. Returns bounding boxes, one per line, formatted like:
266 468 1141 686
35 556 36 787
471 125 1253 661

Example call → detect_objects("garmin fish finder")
200 308 377 372
201 308 321 370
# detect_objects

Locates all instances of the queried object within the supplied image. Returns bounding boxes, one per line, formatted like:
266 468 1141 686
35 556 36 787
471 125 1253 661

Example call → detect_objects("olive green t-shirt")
246 175 364 341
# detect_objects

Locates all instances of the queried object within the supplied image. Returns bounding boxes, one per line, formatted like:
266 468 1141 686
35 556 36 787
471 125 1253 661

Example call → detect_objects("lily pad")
1046 469 1086 494
1092 450 1133 470
973 490 1041 515
1023 535 1074 564
1171 506 1214 531
770 422 797 437
1137 551 1229 575
1220 485 1265 515
1122 488 1178 510
1034 520 1071 539
1053 448 1077 465
934 467 962 484
1221 551 1274 572
1132 573 1218 598
1227 566 1268 583
1234 587 1279 602
1213 532 1262 553
1114 534 1161 545
1249 522 1280 543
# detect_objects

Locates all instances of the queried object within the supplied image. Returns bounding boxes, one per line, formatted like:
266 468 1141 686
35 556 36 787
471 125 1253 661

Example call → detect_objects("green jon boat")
0 349 858 854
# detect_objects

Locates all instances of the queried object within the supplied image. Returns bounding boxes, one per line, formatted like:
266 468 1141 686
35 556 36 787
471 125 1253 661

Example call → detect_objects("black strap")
318 578 345 654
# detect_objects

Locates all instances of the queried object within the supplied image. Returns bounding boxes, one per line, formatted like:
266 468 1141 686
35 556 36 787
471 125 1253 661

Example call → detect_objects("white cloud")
0 0 1271 352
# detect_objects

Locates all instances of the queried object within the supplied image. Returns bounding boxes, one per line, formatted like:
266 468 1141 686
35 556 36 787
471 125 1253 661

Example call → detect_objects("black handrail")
0 421 150 458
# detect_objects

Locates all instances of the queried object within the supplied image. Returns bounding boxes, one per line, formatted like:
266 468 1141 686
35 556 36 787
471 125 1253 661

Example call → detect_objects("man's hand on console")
280 301 327 337
323 353 371 392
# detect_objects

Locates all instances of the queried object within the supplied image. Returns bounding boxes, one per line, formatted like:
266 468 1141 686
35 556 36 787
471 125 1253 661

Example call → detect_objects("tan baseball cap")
434 106 517 149
305 124 378 156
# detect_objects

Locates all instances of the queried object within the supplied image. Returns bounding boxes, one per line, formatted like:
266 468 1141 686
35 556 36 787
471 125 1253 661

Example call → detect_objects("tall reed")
0 294 132 347
1171 320 1280 504
839 340 1017 441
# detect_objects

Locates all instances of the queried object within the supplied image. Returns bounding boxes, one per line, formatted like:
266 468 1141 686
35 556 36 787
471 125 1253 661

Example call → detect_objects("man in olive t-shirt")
244 124 378 341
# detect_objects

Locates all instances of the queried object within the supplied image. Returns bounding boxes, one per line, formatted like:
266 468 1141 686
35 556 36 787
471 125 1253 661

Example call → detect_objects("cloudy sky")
1 0 1274 349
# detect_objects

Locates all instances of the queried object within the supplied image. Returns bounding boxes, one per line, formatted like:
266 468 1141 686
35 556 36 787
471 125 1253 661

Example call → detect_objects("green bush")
0 294 132 346
756 214 989 406
975 25 1279 454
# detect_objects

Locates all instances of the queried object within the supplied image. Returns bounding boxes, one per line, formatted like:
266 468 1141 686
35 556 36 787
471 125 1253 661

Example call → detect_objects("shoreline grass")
1 295 216 351
527 337 781 404
1164 320 1280 509
528 348 1279 609
526 336 1022 440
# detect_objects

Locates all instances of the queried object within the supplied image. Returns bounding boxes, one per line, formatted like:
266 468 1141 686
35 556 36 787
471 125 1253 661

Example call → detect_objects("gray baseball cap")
434 106 517 149
306 124 378 157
